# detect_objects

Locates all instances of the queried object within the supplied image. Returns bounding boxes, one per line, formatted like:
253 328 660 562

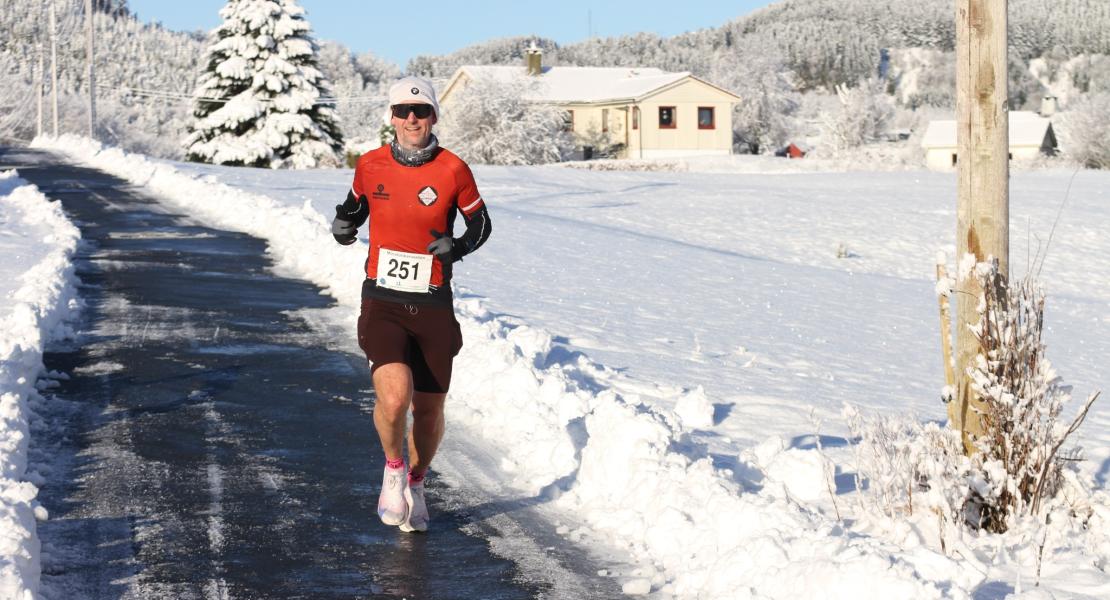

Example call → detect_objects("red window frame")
697 106 715 130
632 106 639 130
659 106 676 129
602 108 609 133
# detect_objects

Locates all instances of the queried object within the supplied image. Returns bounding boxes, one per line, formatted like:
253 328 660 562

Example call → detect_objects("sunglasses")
391 104 434 119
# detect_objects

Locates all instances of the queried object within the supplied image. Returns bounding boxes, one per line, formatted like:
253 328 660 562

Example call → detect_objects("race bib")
377 248 433 293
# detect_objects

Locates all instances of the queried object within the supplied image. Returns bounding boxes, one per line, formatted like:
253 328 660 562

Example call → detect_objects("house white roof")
921 112 1056 149
449 65 733 104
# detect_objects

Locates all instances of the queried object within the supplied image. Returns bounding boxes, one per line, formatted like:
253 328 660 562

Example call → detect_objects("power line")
97 84 386 106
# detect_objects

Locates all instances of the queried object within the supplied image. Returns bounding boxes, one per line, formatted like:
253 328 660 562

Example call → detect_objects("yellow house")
439 52 740 160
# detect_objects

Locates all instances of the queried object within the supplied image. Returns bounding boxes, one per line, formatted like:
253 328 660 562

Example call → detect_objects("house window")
565 110 574 132
698 106 715 129
659 106 676 129
632 106 639 130
602 108 609 133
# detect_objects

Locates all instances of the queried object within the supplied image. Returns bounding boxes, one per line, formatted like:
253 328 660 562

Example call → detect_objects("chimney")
1040 95 1057 118
525 41 542 76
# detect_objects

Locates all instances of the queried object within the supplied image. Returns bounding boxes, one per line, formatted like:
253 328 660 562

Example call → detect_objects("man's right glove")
426 229 454 258
332 193 368 245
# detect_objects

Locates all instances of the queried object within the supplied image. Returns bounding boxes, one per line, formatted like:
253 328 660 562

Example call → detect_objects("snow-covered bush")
1057 93 1110 169
965 261 1100 532
822 78 895 151
576 123 622 160
437 72 572 165
183 0 343 169
845 406 972 548
848 261 1099 537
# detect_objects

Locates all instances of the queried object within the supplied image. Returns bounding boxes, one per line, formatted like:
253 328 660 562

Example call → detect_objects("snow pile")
672 385 714 430
0 171 82 599
447 299 970 598
32 136 365 308
31 135 1110 598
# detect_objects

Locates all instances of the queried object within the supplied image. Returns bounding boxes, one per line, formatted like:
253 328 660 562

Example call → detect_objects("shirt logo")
418 186 438 206
373 183 390 200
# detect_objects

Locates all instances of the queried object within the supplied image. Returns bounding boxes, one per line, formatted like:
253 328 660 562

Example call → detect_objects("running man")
331 76 492 532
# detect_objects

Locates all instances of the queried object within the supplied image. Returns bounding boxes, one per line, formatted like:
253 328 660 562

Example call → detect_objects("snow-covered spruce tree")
183 0 342 169
438 72 572 165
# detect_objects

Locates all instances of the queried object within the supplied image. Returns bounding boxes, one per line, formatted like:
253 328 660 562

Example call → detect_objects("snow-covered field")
0 170 81 599
13 135 1110 598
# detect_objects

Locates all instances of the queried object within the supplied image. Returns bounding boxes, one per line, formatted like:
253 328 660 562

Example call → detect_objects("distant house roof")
921 112 1057 149
441 65 739 105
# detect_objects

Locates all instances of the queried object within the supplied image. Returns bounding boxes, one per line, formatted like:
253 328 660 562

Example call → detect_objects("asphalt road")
3 146 609 600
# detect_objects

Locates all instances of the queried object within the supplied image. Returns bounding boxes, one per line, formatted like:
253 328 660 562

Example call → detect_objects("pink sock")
385 457 404 470
408 469 426 485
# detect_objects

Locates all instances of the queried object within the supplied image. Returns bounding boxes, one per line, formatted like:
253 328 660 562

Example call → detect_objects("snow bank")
32 136 1106 598
0 170 82 599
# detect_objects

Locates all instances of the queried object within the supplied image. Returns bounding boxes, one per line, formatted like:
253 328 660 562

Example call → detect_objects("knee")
374 393 408 419
411 405 441 422
411 401 444 423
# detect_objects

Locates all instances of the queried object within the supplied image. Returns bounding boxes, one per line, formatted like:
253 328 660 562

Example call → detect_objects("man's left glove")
427 229 456 260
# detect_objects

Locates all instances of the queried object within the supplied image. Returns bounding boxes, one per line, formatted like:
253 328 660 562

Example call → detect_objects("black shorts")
357 299 463 394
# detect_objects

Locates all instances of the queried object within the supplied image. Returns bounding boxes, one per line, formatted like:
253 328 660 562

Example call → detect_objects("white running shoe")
377 465 409 526
399 482 429 533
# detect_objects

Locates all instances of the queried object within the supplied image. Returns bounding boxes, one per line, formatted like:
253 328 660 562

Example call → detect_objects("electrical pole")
86 0 96 138
37 44 45 138
50 0 59 136
952 0 1009 453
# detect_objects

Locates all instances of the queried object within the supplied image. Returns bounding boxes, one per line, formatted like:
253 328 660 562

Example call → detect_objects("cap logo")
411 87 420 95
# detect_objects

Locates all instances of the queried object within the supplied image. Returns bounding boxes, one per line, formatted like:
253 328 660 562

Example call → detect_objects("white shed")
921 111 1058 170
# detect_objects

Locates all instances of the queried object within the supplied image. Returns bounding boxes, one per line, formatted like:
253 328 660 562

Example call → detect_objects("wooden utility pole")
952 0 1009 452
50 0 59 136
86 0 96 138
37 45 45 138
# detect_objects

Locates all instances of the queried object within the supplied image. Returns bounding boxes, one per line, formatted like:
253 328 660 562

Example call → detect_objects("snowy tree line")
407 0 1110 93
1 0 1108 167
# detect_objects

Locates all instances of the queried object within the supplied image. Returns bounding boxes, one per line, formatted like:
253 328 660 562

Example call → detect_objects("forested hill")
407 0 1110 90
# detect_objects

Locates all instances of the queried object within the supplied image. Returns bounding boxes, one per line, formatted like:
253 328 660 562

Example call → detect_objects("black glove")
426 229 454 258
332 193 367 245
332 207 358 245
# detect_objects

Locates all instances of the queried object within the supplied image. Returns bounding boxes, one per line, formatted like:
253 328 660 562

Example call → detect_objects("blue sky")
126 0 776 68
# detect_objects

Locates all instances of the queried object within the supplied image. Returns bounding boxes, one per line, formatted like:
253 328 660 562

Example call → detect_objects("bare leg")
372 363 413 461
408 391 446 474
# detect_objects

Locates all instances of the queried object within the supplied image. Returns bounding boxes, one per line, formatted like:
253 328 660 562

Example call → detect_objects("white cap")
382 76 440 125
